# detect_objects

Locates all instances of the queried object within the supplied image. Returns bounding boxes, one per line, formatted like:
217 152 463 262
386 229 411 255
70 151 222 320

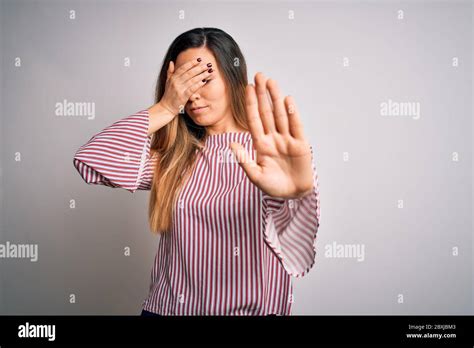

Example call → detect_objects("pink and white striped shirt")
73 109 321 315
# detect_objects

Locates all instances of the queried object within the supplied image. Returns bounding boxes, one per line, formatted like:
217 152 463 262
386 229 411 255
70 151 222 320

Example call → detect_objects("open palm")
230 72 314 199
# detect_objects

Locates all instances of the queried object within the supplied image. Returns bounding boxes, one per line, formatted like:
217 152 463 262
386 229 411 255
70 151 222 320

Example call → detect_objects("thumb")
229 142 261 184
166 61 174 81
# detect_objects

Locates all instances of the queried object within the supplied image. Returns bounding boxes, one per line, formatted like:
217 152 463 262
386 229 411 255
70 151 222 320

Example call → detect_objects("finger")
254 72 276 134
173 58 202 79
185 70 215 97
183 66 213 91
245 84 265 141
166 60 174 81
266 78 289 135
180 64 212 86
285 95 305 139
229 142 262 184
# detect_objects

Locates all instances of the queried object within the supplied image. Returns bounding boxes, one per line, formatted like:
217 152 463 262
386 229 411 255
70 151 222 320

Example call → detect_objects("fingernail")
208 68 213 73
197 57 202 62
207 63 212 67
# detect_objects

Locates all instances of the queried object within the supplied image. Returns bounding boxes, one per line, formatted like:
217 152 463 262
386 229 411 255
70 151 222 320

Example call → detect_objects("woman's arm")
262 145 321 278
73 109 158 193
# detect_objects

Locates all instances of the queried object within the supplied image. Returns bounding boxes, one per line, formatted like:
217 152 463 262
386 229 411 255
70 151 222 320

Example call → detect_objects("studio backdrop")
0 0 472 315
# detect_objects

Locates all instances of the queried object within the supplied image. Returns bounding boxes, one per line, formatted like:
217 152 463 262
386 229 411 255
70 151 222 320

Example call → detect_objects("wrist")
158 101 177 117
147 102 177 136
295 186 314 199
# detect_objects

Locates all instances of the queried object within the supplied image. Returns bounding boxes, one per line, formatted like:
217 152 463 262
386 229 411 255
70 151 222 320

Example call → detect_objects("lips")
191 105 208 111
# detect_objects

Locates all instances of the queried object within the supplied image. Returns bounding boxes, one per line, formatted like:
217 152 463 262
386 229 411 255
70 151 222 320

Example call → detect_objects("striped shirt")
73 109 321 315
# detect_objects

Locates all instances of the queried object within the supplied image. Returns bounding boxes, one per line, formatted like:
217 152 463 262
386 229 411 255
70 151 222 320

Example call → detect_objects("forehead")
175 47 216 69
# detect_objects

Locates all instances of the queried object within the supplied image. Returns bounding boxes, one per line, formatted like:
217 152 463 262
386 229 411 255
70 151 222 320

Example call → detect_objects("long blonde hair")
148 27 249 234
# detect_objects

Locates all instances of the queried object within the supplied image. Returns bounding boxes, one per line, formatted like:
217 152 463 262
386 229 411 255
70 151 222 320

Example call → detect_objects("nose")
188 91 201 102
187 93 202 110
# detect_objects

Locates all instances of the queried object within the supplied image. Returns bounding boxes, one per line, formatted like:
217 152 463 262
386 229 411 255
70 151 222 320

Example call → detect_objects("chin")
189 114 215 126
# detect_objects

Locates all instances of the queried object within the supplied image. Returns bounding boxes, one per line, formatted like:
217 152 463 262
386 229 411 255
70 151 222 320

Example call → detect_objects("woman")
73 27 320 316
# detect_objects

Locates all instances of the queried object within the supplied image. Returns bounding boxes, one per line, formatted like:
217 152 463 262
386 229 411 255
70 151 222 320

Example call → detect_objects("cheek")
209 79 227 96
206 84 227 106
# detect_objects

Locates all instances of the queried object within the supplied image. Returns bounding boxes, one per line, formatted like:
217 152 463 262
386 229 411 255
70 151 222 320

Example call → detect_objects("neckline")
206 131 250 137
203 131 252 147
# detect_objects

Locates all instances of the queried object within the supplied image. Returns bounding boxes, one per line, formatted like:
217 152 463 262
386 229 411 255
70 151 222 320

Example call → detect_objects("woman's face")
175 47 232 129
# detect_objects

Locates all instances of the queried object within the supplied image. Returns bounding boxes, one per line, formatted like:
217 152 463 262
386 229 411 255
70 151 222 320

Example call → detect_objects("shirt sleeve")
73 108 157 193
261 144 321 278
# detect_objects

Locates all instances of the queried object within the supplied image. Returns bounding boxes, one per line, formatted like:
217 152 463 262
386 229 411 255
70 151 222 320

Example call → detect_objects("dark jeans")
141 309 162 316
141 309 277 316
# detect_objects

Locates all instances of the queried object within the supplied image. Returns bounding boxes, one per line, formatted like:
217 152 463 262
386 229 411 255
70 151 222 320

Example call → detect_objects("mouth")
191 105 209 113
191 105 209 111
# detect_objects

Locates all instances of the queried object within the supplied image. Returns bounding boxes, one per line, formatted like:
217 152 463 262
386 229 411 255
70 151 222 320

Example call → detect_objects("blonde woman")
73 27 320 316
